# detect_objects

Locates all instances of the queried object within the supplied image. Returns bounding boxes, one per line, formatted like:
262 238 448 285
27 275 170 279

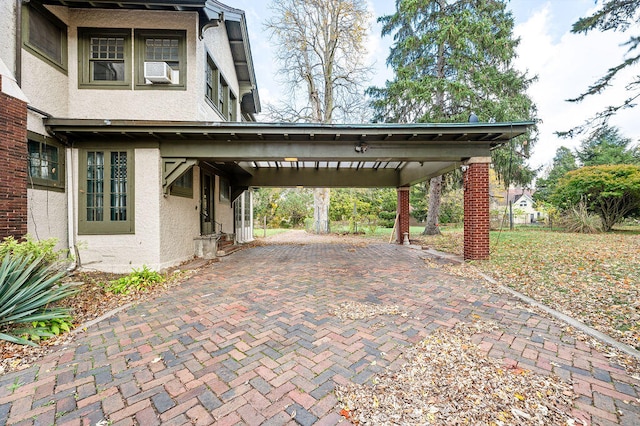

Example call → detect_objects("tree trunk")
422 175 442 235
313 187 330 233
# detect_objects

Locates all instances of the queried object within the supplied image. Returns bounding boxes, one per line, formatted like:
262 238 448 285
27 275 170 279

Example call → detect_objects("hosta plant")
24 316 74 343
105 265 164 294
0 253 78 346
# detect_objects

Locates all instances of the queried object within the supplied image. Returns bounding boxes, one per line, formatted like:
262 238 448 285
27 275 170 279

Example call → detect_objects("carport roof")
45 119 533 189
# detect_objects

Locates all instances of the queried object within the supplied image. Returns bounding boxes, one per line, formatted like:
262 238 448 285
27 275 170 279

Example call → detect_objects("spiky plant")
0 254 78 345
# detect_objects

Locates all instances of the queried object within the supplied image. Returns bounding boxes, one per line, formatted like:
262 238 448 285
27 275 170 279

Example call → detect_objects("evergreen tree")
563 0 640 136
368 0 537 235
575 125 640 166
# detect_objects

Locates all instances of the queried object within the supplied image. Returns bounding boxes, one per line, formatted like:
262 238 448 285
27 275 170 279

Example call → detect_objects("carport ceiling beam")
236 168 400 188
160 141 491 161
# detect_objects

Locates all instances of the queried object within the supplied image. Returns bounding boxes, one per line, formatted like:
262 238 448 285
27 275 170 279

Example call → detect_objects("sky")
232 0 640 173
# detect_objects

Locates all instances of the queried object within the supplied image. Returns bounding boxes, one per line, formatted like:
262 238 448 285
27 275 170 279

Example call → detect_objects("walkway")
0 239 638 425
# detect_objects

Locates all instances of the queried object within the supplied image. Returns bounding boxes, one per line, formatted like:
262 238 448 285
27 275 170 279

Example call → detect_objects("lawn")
420 227 640 350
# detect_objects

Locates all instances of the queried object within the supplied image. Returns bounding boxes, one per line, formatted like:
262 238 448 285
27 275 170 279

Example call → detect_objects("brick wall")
0 75 28 239
397 186 410 244
463 160 490 260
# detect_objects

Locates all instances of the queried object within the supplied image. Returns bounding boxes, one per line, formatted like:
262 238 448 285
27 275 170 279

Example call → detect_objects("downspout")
66 146 79 272
15 0 22 85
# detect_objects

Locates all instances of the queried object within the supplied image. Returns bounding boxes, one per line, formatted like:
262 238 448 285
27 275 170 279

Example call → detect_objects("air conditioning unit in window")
144 61 172 83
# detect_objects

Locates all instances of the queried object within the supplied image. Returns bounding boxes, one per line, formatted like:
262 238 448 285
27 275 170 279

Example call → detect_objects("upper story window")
205 54 237 121
27 132 64 190
22 4 68 73
78 28 131 89
136 30 186 89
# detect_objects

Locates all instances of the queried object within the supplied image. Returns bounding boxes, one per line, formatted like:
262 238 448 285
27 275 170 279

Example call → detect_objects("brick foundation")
0 75 28 239
397 186 410 244
463 159 490 260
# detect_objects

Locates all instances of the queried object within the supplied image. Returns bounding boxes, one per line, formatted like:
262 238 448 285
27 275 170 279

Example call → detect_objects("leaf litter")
336 321 579 425
333 301 408 320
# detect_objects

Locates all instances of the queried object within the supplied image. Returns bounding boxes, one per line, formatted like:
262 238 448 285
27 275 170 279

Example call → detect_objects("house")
490 186 546 225
1 2 535 267
0 0 259 272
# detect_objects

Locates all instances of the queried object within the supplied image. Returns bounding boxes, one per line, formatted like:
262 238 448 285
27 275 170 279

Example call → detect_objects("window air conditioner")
144 62 173 83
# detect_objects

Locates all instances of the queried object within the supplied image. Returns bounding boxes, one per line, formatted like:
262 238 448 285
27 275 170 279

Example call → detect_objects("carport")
45 119 532 260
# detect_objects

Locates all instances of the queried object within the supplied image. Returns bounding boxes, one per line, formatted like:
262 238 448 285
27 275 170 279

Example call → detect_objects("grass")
253 228 293 238
421 226 640 350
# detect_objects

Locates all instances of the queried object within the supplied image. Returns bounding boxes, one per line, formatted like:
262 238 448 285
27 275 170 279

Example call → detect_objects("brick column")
396 186 410 244
463 157 491 260
0 74 29 239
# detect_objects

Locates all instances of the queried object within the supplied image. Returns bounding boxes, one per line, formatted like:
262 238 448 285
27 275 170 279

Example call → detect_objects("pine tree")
563 0 640 136
368 0 537 235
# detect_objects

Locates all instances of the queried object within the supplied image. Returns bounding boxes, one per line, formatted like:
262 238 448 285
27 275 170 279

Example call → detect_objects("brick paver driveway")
1 240 639 425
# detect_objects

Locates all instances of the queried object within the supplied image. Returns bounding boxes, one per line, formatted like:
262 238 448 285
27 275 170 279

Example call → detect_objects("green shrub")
558 202 603 233
0 253 78 346
0 235 67 265
106 265 164 294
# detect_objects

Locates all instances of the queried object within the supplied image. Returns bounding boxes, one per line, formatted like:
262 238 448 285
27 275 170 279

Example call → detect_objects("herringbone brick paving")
0 242 638 425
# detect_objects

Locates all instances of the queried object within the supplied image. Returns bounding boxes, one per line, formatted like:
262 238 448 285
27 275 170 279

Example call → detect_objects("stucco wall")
66 9 200 120
159 166 200 267
0 1 16 74
74 148 162 273
26 188 68 252
215 175 234 233
21 51 69 117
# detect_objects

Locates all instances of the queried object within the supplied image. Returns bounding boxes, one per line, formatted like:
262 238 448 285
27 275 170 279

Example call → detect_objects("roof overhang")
45 119 533 190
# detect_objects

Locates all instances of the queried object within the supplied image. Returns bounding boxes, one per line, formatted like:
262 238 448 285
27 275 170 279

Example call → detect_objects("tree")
575 125 640 166
265 0 372 233
551 164 640 231
563 0 640 136
534 146 578 203
368 0 537 235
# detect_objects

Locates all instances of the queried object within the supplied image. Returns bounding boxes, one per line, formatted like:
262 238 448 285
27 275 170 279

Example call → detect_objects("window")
205 55 237 121
136 30 186 89
79 149 134 234
229 92 237 121
23 4 67 72
219 177 230 202
219 75 228 112
205 57 217 104
27 132 64 190
78 28 131 88
171 168 193 198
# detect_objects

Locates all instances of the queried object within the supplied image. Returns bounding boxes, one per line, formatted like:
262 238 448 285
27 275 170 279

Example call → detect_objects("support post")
396 186 410 245
463 157 491 260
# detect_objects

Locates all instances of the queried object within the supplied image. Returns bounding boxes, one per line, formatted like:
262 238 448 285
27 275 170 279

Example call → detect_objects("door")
200 171 215 235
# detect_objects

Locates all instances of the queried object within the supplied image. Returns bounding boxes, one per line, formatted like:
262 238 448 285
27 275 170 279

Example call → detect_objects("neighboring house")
490 187 546 225
0 0 259 272
512 193 543 224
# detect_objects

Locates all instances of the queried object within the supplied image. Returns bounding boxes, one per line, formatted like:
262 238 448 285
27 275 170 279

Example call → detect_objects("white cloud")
514 3 640 170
